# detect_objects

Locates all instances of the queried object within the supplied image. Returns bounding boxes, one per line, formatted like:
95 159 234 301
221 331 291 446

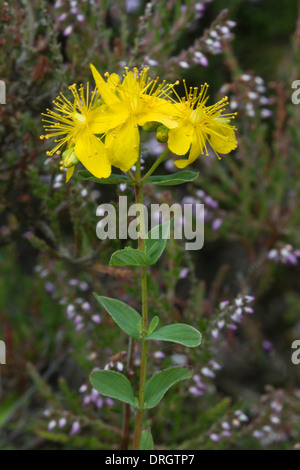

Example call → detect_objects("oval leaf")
146 171 199 186
77 170 133 185
110 247 151 267
90 370 138 408
148 316 159 334
145 219 172 265
146 323 201 347
94 294 142 339
144 367 192 409
140 429 154 450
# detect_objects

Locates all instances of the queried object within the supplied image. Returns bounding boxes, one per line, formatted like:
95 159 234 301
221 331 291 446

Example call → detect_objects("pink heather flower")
211 329 219 339
193 374 207 390
189 386 203 396
271 401 282 413
262 340 273 352
179 61 190 69
217 320 225 329
59 417 67 428
48 420 56 431
79 384 87 393
153 351 166 359
70 421 80 436
268 249 277 260
221 422 230 430
270 415 280 424
75 323 84 331
220 301 229 309
235 297 243 307
63 25 73 36
105 398 114 406
96 397 104 408
222 431 232 438
244 307 254 314
82 395 91 406
201 367 215 378
210 433 220 442
82 301 91 311
209 360 221 370
212 218 222 231
179 268 189 278
92 314 101 324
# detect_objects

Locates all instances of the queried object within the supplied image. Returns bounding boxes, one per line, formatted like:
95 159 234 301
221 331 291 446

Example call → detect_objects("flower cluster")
220 73 272 119
41 65 237 181
45 409 81 437
267 244 300 266
209 295 255 339
53 0 87 36
188 295 255 398
182 189 223 231
79 382 114 409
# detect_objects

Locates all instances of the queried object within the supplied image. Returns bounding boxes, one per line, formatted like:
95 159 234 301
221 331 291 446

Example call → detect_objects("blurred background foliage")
1 0 300 450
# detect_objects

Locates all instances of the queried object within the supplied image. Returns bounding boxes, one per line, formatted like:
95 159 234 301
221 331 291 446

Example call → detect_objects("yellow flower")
90 65 178 172
41 83 111 180
168 82 237 168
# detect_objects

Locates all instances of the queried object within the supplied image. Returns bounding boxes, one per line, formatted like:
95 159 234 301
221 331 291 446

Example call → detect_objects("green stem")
141 147 169 183
120 337 135 450
132 155 149 450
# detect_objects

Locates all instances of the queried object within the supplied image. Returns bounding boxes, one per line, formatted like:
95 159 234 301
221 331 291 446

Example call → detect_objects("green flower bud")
156 124 169 143
142 121 159 132
62 147 79 168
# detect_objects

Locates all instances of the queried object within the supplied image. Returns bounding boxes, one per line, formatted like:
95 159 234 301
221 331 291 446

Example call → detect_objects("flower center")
74 113 87 126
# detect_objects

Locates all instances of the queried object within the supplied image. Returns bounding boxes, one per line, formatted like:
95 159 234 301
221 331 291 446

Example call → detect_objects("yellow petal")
168 121 194 156
66 166 75 182
75 130 111 178
90 64 119 106
88 105 129 134
107 73 120 89
137 97 178 129
122 71 142 94
174 128 204 168
209 122 237 154
105 118 140 172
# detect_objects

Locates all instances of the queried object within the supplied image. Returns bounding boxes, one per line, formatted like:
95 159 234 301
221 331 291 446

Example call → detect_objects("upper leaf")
94 294 142 339
90 370 138 408
110 247 152 267
144 367 192 409
145 219 172 265
146 323 201 347
146 171 199 186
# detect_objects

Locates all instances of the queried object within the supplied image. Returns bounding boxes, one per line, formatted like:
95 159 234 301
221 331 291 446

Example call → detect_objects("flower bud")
142 121 159 132
156 124 169 143
62 147 79 168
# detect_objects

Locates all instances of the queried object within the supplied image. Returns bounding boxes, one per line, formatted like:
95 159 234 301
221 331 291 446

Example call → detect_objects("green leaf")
77 170 133 185
93 295 142 339
148 316 159 334
145 219 172 265
90 370 138 408
146 323 201 347
110 247 152 267
140 429 154 450
146 171 199 186
144 367 192 409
